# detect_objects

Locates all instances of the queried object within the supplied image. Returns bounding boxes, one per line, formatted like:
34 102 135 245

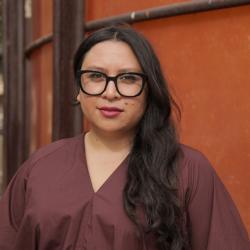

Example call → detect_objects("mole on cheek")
125 102 135 106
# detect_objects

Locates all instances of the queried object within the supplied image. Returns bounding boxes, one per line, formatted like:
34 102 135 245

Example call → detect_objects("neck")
86 129 135 153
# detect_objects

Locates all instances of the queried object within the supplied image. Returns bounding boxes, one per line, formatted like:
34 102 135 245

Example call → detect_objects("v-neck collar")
80 133 130 195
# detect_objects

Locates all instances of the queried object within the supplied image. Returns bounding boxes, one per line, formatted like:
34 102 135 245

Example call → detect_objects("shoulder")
18 134 84 178
178 145 250 247
178 144 216 202
28 134 83 165
179 144 215 175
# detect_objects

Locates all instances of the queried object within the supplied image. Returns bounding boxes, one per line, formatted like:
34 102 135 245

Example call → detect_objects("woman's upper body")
0 133 249 250
0 25 249 250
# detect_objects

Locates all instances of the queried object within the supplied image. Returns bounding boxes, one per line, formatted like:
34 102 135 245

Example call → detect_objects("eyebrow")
83 66 142 74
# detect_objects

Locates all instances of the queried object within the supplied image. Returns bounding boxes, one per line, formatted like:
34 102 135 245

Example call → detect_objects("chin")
92 123 129 134
99 127 126 133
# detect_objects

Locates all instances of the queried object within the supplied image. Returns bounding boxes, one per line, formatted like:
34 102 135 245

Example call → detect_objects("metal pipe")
85 0 250 31
25 0 250 55
52 0 84 140
3 0 28 183
25 34 52 57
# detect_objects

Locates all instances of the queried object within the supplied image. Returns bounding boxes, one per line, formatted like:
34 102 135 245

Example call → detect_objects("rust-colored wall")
86 1 250 233
30 0 53 151
85 0 184 19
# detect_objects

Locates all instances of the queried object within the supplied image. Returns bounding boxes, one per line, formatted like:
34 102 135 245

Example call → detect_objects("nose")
101 79 121 100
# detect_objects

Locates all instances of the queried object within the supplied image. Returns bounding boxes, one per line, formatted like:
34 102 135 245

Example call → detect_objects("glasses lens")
80 71 106 95
117 73 144 96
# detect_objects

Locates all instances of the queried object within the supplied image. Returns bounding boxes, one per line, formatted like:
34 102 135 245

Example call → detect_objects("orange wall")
86 1 250 233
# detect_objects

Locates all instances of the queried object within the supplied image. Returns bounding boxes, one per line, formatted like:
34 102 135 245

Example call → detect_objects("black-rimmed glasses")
77 70 147 97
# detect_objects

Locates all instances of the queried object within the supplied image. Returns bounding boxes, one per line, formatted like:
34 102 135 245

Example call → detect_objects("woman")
0 25 249 250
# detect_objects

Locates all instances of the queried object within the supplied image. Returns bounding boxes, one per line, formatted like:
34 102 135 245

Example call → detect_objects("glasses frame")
76 70 147 97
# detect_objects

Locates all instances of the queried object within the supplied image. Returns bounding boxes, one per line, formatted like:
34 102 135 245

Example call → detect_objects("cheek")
125 98 146 117
79 95 96 115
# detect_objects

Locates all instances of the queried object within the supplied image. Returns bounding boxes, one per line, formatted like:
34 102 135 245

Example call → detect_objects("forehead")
81 40 141 70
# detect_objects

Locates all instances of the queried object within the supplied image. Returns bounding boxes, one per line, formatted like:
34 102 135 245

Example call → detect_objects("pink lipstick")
98 106 123 118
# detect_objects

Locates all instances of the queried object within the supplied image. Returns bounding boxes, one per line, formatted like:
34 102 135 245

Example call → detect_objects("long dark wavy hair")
73 25 188 250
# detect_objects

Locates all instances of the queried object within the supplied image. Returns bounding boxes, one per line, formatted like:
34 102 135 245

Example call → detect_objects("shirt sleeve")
0 161 29 249
184 150 250 250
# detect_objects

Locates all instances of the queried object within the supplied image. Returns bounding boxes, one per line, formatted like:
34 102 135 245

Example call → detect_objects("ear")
76 93 81 102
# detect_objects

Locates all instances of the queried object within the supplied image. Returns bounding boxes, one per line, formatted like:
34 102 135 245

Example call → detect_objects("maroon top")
0 134 249 250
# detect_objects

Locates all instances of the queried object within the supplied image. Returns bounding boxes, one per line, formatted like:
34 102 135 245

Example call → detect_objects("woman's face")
77 40 147 135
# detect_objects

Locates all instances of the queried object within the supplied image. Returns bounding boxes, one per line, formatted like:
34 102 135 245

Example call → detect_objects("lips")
99 106 123 112
98 106 123 118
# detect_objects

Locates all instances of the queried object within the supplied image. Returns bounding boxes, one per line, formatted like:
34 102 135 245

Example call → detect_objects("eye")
84 71 106 83
88 72 104 79
119 74 140 83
